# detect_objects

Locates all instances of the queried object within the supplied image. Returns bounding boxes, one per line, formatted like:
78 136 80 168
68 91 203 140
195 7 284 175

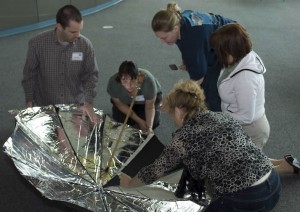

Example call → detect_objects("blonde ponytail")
166 3 181 13
152 3 182 32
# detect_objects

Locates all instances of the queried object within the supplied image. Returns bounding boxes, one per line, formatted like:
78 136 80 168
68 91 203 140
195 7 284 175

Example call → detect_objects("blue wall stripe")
0 0 122 38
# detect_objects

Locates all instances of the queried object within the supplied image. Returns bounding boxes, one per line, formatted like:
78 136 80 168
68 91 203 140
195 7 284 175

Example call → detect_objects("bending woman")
107 61 162 133
210 23 300 174
151 2 235 111
120 80 281 212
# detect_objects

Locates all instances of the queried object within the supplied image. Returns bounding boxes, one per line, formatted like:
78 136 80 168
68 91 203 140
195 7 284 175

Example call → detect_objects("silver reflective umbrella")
3 105 206 211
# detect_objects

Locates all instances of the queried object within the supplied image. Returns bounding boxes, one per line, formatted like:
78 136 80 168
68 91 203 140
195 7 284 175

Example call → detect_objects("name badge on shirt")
135 95 145 101
72 52 83 61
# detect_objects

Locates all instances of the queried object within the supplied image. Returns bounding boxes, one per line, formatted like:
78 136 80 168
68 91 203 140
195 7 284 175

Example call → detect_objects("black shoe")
284 154 300 174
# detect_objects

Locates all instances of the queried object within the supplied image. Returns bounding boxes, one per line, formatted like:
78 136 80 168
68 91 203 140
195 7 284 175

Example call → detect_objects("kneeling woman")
119 80 281 211
107 61 162 133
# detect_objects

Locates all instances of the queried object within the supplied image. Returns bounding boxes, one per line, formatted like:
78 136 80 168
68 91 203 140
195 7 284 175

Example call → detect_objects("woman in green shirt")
107 61 162 133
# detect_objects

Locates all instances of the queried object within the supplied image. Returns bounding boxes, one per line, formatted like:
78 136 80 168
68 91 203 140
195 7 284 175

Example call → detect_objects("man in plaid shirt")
22 4 99 123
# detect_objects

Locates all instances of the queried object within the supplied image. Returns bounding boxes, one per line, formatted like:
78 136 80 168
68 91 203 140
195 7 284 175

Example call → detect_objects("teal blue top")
176 10 235 80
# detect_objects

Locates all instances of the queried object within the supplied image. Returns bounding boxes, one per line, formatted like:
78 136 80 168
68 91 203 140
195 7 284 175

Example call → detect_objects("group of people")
21 3 299 212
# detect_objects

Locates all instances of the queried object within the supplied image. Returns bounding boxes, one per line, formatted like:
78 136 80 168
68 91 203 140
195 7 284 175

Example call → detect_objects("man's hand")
83 102 100 125
26 101 33 108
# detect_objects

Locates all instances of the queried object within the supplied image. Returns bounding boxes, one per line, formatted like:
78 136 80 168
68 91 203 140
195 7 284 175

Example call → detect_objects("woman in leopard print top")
120 80 281 211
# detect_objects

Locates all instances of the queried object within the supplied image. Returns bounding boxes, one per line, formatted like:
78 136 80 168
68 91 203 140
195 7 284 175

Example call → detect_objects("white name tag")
72 52 83 61
135 95 145 101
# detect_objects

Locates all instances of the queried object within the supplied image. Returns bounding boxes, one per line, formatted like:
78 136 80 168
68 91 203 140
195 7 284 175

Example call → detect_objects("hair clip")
187 91 198 99
175 89 198 99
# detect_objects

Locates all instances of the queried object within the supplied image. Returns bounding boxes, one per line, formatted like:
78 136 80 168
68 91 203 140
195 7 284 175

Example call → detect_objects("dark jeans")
201 62 222 112
205 169 281 212
111 92 162 130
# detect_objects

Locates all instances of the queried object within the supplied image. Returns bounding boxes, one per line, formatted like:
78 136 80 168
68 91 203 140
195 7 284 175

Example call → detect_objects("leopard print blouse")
138 110 272 196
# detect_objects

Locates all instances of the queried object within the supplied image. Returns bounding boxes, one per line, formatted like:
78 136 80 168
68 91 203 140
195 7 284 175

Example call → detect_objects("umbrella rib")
55 106 98 184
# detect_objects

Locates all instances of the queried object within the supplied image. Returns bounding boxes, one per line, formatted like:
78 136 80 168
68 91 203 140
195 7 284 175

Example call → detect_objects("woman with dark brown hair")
210 23 300 175
107 61 162 133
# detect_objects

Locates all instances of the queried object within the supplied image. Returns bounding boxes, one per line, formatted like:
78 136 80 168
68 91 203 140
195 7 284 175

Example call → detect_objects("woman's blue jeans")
205 169 281 212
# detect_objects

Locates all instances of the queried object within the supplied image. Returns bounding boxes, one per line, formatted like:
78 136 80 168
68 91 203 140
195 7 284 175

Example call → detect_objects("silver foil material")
4 105 207 211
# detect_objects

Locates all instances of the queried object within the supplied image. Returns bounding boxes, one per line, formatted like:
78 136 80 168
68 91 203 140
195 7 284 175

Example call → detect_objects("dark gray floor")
1 0 300 211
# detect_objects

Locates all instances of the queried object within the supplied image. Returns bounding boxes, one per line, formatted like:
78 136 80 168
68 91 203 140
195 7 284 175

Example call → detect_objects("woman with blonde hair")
120 80 281 212
151 3 235 112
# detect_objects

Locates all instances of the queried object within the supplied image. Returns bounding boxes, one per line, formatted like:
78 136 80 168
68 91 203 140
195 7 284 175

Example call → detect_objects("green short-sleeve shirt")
107 68 162 105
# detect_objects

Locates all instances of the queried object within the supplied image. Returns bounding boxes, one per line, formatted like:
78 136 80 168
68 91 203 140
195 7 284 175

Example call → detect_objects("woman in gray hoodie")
210 23 300 175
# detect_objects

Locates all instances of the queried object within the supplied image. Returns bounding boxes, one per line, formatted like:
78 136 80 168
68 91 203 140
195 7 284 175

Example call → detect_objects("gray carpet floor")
1 0 299 211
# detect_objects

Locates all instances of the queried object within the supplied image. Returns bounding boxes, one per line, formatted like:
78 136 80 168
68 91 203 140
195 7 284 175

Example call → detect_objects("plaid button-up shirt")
22 29 99 106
